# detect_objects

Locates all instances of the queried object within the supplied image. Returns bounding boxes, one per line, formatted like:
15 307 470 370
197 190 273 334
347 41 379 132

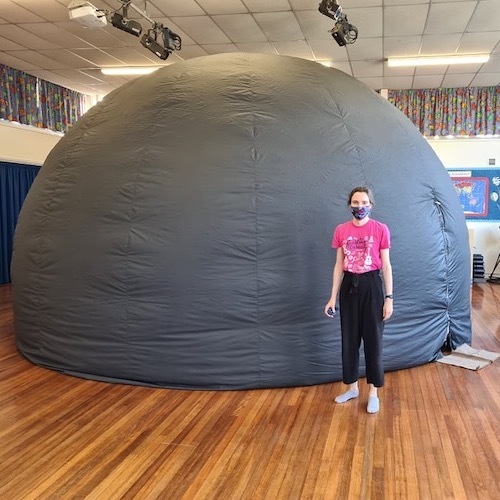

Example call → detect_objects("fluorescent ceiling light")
100 67 161 76
387 54 490 67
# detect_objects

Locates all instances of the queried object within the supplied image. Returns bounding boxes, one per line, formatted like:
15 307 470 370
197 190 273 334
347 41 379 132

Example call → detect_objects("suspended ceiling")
0 0 499 96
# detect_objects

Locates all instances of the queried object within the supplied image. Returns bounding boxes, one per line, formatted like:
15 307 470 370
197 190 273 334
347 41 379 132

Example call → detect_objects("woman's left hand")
383 299 393 320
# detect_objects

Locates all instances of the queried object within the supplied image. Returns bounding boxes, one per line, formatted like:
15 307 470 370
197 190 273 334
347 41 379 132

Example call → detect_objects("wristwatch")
385 294 393 299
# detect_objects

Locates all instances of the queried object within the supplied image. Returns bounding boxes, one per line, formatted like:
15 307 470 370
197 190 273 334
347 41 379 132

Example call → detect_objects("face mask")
351 206 371 220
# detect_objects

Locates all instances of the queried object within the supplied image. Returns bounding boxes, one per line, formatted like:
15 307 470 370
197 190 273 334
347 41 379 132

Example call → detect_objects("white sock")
367 396 379 413
334 389 359 404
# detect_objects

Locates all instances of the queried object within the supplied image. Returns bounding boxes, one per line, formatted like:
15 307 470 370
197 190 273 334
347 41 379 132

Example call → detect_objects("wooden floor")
0 284 499 499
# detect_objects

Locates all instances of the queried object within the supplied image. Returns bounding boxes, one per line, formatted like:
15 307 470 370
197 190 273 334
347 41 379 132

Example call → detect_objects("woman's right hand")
324 299 336 317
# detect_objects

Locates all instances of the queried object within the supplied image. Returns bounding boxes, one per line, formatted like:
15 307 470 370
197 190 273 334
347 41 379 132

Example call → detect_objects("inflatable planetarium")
12 53 471 390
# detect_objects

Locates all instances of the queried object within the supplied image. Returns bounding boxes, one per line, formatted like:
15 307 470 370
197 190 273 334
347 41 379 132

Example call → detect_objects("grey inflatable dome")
12 53 471 389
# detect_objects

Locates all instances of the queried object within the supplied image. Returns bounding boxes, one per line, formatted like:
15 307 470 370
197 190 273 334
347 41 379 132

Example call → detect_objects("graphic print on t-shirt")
343 235 374 273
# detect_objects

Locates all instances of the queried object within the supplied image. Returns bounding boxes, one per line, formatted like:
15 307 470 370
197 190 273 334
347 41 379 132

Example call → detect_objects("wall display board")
447 168 500 221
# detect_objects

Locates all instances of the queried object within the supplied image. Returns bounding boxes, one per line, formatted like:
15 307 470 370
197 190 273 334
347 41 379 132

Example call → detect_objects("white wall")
0 120 62 165
428 137 500 277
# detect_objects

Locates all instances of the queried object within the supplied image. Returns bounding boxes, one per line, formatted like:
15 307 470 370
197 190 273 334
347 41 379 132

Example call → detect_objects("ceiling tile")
3 50 66 69
347 7 383 39
441 73 474 87
10 0 73 22
329 61 352 75
175 45 208 60
148 0 204 16
346 37 383 60
37 49 98 68
356 76 383 89
446 62 484 74
103 47 169 65
424 2 476 35
351 60 383 77
243 0 291 12
384 5 429 37
0 0 45 23
54 22 127 48
458 32 500 53
170 16 231 44
470 72 500 86
52 68 105 84
420 34 462 55
384 36 422 57
382 75 413 89
342 0 382 6
212 14 267 42
412 75 444 88
253 12 304 41
195 0 247 15
294 10 332 41
235 42 277 54
29 69 78 86
18 22 92 49
467 0 500 32
478 54 500 72
272 40 314 59
384 0 428 4
202 43 239 54
308 39 349 61
415 64 449 75
68 48 124 66
0 51 41 70
290 0 320 9
0 36 23 51
0 24 60 49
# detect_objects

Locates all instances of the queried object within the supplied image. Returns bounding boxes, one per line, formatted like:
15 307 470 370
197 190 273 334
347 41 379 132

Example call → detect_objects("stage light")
68 1 183 62
141 33 170 60
110 12 142 36
318 0 358 46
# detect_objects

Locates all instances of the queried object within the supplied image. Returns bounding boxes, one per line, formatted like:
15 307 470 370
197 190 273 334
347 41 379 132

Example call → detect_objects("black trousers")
339 270 384 387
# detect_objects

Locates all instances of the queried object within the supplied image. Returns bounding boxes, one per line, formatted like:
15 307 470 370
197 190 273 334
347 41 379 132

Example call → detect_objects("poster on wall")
447 168 500 221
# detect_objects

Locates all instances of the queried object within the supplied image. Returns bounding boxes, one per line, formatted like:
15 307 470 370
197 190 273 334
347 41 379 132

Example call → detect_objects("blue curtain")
0 161 39 284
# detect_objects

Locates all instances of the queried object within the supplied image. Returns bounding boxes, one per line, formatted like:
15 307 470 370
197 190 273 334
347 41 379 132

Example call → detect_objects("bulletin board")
447 168 500 221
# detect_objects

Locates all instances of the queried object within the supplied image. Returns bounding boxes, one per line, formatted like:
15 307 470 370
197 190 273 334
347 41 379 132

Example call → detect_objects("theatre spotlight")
161 27 182 52
111 11 142 36
318 0 358 46
141 31 169 60
109 2 182 60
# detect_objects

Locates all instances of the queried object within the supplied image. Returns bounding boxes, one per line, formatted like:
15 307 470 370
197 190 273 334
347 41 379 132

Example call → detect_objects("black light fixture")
110 1 182 60
318 0 358 46
141 30 169 60
111 9 142 37
140 23 182 61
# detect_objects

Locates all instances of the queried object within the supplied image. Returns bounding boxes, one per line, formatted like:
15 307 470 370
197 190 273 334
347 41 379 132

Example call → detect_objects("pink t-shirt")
332 219 391 273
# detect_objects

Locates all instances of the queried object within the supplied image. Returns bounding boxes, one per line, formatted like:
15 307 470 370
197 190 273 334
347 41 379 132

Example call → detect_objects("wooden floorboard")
0 283 498 499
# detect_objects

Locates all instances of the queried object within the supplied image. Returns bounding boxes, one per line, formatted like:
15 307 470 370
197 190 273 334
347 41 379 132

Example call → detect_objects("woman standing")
324 186 393 414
